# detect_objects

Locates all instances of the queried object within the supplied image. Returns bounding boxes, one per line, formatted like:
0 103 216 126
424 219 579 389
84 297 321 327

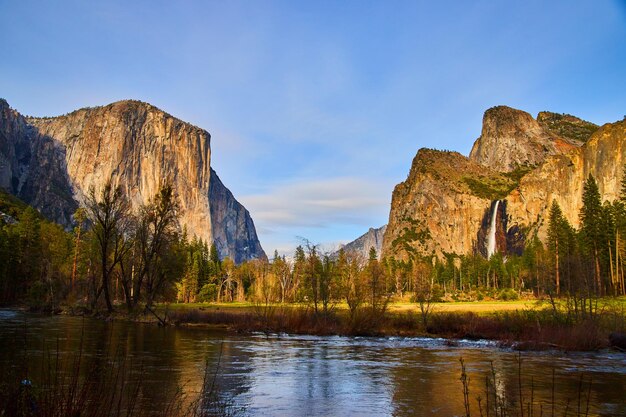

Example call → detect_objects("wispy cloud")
240 176 392 256
241 177 391 230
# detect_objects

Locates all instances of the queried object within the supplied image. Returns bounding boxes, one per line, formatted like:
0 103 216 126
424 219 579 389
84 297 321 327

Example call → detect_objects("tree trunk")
101 240 113 313
594 246 602 296
71 227 81 291
555 237 560 296
616 231 621 295
103 276 113 312
609 240 615 296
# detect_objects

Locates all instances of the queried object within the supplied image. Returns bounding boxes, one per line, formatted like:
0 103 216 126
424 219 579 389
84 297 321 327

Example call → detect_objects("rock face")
469 106 584 172
507 118 626 242
338 225 387 260
383 106 622 261
0 99 78 225
382 149 503 260
0 99 265 262
209 168 266 263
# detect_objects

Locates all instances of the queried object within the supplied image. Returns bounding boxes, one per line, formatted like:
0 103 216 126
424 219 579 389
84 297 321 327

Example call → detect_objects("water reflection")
0 311 625 416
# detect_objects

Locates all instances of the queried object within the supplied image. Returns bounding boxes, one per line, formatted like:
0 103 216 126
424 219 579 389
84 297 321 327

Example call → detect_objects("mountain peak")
469 105 579 172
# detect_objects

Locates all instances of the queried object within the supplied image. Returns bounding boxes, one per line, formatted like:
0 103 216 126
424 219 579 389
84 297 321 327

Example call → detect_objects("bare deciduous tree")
135 183 180 308
85 179 133 313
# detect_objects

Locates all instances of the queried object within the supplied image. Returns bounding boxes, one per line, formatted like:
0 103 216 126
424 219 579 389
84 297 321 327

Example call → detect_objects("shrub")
27 281 49 308
498 288 519 301
198 284 218 302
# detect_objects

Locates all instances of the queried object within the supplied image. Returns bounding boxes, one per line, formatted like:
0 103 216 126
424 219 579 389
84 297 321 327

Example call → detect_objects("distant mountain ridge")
0 98 265 263
336 225 387 259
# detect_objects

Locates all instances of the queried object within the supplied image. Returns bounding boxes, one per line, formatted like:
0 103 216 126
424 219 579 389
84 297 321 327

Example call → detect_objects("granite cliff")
0 99 265 262
209 168 265 263
382 106 623 261
381 148 520 260
507 118 626 242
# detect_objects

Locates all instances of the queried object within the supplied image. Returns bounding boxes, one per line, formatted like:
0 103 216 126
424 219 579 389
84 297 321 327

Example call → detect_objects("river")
0 309 624 416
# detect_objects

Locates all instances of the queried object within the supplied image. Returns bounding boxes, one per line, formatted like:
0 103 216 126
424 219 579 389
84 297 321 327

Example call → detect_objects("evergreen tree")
292 245 306 301
209 243 220 266
547 200 565 295
366 247 389 314
304 244 322 314
15 207 42 285
607 200 625 295
70 208 87 292
521 236 546 295
579 174 605 295
614 165 626 294
319 254 335 314
621 164 626 204
546 200 579 295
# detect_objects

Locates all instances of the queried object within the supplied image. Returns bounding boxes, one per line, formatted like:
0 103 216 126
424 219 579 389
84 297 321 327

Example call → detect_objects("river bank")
12 296 625 352
43 298 625 352
163 305 624 351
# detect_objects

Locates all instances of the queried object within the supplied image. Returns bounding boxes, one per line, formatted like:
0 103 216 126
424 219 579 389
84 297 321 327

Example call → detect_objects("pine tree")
209 243 221 270
621 164 626 204
522 236 546 295
16 207 42 283
613 165 626 294
71 208 87 291
547 201 564 295
366 247 388 315
579 174 604 295
304 245 322 314
292 245 306 300
547 200 581 295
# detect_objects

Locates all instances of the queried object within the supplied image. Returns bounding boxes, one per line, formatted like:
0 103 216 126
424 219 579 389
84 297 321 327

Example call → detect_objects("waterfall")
487 200 500 258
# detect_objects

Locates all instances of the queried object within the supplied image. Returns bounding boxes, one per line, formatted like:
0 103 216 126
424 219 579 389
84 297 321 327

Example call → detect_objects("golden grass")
158 297 626 319
159 299 540 316
389 300 538 314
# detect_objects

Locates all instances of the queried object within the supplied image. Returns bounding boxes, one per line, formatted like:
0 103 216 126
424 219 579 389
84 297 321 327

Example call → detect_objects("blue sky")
2 1 626 256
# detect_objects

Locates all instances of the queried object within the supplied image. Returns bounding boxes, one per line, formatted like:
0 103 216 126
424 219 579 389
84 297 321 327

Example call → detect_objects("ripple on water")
0 309 19 320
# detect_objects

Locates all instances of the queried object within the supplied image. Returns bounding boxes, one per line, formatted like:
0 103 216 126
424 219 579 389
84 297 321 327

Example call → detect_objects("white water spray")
487 200 500 259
